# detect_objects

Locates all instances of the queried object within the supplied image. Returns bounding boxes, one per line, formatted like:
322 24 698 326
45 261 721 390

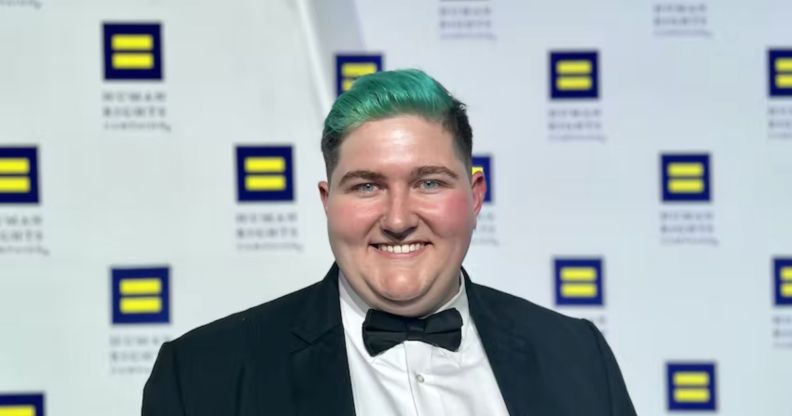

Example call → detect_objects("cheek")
421 191 474 236
327 198 381 241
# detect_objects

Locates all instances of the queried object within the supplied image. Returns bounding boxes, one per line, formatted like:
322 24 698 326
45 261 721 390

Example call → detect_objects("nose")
381 188 418 240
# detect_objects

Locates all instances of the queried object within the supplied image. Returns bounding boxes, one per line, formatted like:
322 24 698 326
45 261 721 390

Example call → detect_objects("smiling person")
142 69 636 416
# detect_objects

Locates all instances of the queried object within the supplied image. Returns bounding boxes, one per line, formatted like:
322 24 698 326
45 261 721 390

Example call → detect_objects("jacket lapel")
289 264 356 416
465 271 556 416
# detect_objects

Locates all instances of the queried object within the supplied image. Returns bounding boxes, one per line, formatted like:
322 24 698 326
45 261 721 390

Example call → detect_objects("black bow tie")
361 308 463 356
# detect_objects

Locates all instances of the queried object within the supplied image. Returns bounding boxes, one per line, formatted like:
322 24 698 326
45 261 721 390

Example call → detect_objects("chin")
378 288 426 305
376 272 431 300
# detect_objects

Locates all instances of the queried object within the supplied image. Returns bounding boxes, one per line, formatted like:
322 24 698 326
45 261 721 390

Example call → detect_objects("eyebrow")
337 165 459 186
338 170 387 186
411 165 459 180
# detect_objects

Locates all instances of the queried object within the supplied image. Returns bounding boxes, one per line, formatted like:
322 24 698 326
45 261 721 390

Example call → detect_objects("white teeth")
377 243 424 254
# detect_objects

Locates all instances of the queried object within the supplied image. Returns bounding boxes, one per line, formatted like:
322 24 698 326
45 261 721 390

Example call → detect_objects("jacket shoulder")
170 280 321 354
470 283 636 414
143 281 325 414
470 282 598 344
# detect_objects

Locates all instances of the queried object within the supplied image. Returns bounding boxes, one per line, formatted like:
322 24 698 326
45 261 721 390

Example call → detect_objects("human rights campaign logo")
236 146 294 202
550 51 599 99
769 49 792 97
661 153 711 203
0 147 39 204
554 258 603 306
111 267 170 324
0 393 44 416
103 23 163 81
336 54 383 97
667 362 716 411
774 257 792 306
472 155 493 204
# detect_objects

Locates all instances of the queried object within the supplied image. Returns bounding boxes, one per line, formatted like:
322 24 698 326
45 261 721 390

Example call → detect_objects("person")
142 69 636 415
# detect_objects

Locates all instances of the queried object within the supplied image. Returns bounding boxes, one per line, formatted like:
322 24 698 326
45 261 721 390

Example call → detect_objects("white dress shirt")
338 272 511 416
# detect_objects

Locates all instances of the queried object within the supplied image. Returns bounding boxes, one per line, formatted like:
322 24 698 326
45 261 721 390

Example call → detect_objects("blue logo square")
667 362 716 411
774 257 792 306
111 267 170 325
661 153 711 203
769 49 792 97
472 155 493 204
104 23 163 81
236 146 295 202
336 54 383 97
0 146 39 204
550 51 599 99
0 393 45 416
554 258 604 306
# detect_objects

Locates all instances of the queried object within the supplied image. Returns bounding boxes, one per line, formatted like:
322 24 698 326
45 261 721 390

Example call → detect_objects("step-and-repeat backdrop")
1 0 791 414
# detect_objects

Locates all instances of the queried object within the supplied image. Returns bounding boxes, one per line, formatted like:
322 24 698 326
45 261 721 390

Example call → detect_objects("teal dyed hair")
321 69 472 179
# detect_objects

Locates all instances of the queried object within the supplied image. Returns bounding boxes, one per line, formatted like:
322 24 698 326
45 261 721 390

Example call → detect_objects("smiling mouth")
371 242 428 254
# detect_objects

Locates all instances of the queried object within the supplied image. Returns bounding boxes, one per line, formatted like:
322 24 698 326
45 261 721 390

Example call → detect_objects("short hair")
321 69 472 180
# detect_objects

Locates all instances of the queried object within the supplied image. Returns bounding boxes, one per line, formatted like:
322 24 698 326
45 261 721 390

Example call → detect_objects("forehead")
335 115 461 173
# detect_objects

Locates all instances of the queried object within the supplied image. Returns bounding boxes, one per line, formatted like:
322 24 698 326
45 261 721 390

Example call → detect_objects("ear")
318 181 330 213
470 170 486 216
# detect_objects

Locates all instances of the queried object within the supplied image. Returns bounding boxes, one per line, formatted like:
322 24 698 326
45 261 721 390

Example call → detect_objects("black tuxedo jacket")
142 265 636 415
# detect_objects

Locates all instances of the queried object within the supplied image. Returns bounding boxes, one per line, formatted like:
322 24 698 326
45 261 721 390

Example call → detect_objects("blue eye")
355 183 377 193
420 180 440 190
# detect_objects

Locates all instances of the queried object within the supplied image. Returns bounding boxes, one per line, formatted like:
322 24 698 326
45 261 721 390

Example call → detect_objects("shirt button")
415 374 425 383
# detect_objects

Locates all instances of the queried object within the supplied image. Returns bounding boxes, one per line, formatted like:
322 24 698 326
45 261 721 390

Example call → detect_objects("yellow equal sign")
775 57 792 89
781 266 792 298
341 62 378 92
119 277 162 314
556 59 592 91
673 371 711 403
245 156 287 191
667 162 704 194
560 266 597 298
0 405 36 416
112 34 154 69
0 157 31 193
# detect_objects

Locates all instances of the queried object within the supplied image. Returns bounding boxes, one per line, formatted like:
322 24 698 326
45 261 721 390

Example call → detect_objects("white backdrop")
1 0 791 414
